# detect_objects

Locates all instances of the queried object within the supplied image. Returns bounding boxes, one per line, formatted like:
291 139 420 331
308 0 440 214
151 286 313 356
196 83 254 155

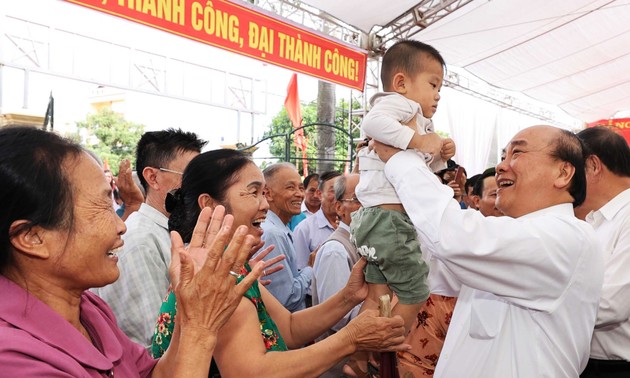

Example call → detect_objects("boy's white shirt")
356 92 447 208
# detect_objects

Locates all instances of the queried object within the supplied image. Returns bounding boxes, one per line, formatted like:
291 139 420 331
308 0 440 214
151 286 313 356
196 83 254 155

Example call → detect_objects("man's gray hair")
263 162 297 181
333 175 348 201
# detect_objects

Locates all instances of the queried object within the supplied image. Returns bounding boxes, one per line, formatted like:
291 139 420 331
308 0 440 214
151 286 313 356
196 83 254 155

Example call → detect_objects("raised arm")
152 207 264 378
380 148 598 311
214 265 407 378
362 94 417 149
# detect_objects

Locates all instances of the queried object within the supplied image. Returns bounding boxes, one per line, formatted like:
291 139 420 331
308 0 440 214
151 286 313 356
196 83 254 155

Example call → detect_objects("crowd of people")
1 38 629 378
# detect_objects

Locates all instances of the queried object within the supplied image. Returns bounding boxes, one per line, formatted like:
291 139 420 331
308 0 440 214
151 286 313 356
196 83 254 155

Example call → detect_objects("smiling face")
304 178 321 213
400 56 444 118
477 176 503 217
221 163 269 246
495 126 574 218
47 152 127 290
265 166 305 224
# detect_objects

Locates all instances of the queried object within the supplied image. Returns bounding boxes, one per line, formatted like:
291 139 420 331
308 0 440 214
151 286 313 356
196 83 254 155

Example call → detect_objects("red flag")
284 73 308 176
285 73 302 130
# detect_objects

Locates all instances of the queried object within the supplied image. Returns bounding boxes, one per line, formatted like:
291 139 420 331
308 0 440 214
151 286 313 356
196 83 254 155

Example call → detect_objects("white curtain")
433 88 498 175
433 88 570 175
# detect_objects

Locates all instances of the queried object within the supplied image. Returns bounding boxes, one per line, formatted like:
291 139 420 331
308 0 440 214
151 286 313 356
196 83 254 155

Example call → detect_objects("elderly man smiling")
374 125 604 377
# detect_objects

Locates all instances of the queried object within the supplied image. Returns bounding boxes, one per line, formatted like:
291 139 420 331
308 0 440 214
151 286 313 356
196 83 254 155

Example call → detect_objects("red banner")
64 0 368 91
588 118 630 144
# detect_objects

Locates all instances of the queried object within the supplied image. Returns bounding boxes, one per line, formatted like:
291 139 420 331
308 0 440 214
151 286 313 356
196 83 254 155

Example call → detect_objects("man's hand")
341 258 368 305
446 180 463 201
372 140 403 163
116 159 144 219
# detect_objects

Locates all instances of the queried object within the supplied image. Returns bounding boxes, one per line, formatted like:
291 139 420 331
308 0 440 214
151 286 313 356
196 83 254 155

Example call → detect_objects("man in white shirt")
293 171 341 269
471 168 503 217
374 125 604 377
94 129 205 349
575 126 630 377
313 173 362 330
302 173 322 216
287 173 320 231
312 173 362 377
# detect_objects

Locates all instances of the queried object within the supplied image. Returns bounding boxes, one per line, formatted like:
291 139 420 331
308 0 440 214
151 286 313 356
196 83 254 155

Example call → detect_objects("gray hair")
263 162 297 182
333 175 348 201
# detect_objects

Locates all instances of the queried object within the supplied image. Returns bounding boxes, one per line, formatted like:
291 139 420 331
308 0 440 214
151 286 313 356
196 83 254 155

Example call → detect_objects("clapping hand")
171 206 264 333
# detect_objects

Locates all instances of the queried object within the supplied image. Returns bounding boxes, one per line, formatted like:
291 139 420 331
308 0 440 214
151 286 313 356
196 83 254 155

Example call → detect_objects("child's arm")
361 95 418 150
441 138 456 161
407 130 443 157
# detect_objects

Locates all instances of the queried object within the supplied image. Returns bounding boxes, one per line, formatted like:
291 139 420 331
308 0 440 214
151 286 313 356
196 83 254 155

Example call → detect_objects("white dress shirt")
293 208 335 269
312 222 360 332
300 201 316 217
357 92 446 208
587 188 630 361
385 150 604 378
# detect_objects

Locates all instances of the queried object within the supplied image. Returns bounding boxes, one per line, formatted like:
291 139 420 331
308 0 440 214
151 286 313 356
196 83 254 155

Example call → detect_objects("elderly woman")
152 149 409 377
0 126 266 377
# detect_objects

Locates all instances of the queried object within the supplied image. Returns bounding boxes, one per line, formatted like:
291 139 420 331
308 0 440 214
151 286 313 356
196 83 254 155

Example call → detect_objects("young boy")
352 40 455 335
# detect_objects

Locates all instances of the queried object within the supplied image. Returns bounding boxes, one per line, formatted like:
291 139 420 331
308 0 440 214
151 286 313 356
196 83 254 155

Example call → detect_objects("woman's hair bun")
165 189 182 213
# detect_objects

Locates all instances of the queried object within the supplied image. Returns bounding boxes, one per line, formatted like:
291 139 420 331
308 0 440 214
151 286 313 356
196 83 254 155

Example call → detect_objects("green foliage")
263 98 362 172
75 108 145 175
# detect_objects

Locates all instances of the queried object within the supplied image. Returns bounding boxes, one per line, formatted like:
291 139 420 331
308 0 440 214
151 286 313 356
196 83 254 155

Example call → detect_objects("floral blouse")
151 264 287 375
397 294 457 377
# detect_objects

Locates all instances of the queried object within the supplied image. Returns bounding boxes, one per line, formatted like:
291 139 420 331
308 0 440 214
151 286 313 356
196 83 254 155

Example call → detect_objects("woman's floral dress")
151 264 287 376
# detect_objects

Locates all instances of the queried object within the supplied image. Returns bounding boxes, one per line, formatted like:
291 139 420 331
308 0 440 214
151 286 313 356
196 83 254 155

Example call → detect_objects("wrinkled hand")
441 138 456 161
116 159 144 207
172 206 264 333
372 140 403 163
342 258 368 305
169 206 228 288
342 310 409 352
249 242 285 286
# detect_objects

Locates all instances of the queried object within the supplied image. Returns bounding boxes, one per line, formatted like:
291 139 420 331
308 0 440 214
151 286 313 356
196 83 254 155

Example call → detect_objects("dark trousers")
580 358 630 378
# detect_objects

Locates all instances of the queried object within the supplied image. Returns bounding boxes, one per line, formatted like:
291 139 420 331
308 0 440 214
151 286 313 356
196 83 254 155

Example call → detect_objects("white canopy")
304 0 630 122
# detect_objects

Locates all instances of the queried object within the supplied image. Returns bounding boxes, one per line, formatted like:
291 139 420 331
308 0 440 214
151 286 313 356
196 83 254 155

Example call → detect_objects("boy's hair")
381 40 446 91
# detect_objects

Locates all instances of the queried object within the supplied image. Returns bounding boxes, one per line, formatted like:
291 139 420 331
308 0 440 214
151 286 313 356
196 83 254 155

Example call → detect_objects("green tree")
75 108 145 175
263 98 361 173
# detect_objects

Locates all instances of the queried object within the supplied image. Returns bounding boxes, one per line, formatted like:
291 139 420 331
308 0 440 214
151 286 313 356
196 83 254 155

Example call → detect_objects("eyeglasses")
340 197 360 204
159 167 183 175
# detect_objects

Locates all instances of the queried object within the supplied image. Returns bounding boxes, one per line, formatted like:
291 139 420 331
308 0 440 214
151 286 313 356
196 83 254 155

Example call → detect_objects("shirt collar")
301 201 316 216
338 221 350 233
586 187 630 226
519 203 575 220
315 209 335 230
266 210 291 231
138 203 169 230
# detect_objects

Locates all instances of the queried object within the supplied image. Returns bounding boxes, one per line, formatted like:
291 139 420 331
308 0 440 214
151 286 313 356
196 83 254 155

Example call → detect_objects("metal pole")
284 132 290 162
